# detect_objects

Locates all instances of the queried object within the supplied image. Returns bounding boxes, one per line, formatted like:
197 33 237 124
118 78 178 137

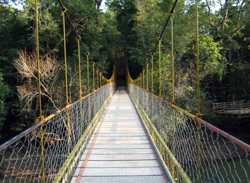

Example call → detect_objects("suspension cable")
196 1 201 118
61 7 69 105
143 70 145 88
77 36 82 99
171 11 175 103
142 0 178 67
158 38 162 98
35 2 45 183
151 53 154 93
92 62 95 91
133 0 179 99
97 69 99 89
152 0 178 54
196 1 201 182
146 63 149 90
87 52 90 93
35 0 43 120
100 72 102 88
57 0 101 72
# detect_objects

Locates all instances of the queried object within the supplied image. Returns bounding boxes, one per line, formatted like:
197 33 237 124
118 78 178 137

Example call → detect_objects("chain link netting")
128 83 250 183
0 83 115 183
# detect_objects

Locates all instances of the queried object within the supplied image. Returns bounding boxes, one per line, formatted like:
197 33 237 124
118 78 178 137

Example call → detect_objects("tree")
0 72 10 138
14 51 63 115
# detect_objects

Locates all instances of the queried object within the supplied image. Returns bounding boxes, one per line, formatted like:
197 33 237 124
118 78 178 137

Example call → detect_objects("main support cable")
129 0 178 81
57 0 98 71
129 0 179 97
132 0 178 89
146 0 179 64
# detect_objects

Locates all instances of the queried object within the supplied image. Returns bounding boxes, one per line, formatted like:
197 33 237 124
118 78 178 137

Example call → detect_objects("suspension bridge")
1 0 250 183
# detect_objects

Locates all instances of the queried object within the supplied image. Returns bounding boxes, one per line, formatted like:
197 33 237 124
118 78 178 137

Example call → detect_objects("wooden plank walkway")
71 87 171 183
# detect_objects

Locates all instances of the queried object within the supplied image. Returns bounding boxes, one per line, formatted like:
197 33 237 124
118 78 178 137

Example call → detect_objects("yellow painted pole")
96 69 99 89
35 1 45 182
96 69 101 111
138 75 139 87
77 36 82 132
35 0 43 120
196 1 201 118
143 70 145 89
158 37 163 157
141 74 142 88
146 63 149 115
151 53 154 93
92 63 95 91
77 36 82 99
77 36 84 133
100 73 102 109
86 52 91 124
158 38 162 97
171 12 175 103
86 52 90 93
170 11 176 179
92 63 96 115
138 77 140 86
96 69 99 110
143 69 145 107
196 0 201 182
151 53 154 123
146 63 149 91
62 7 69 105
100 72 102 88
61 6 71 161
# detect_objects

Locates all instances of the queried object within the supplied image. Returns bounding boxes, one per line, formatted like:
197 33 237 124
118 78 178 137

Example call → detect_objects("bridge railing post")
195 0 201 182
151 53 155 123
35 0 46 181
158 38 162 98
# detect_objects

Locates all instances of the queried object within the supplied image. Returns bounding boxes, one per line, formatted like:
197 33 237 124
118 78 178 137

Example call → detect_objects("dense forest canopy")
0 0 250 142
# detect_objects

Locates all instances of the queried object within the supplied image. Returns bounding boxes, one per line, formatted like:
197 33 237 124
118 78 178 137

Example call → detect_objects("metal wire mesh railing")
0 83 115 183
128 83 250 183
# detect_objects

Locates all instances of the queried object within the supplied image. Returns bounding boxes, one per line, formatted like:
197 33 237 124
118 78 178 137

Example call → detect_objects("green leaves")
0 72 10 136
199 34 226 79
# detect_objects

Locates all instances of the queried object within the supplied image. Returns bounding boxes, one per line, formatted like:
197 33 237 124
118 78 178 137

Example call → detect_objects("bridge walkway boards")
71 87 169 183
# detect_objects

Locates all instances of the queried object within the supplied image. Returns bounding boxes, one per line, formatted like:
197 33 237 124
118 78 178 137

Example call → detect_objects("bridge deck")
71 87 170 183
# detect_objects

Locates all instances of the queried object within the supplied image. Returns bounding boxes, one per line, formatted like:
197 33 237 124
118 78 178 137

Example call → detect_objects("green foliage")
185 34 227 80
0 73 10 138
1 0 250 141
0 0 118 140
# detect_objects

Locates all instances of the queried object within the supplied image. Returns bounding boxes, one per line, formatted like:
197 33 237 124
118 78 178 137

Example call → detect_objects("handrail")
127 83 250 183
0 83 116 183
129 88 191 183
